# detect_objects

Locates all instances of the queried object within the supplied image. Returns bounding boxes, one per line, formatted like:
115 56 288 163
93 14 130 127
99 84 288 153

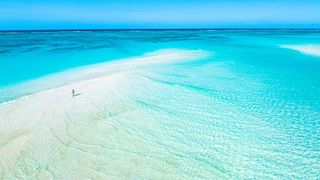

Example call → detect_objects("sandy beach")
0 49 208 179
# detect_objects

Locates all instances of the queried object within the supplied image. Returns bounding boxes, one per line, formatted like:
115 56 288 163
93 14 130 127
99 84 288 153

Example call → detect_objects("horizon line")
1 28 320 33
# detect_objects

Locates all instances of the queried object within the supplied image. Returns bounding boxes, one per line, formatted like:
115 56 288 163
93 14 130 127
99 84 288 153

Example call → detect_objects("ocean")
0 29 319 178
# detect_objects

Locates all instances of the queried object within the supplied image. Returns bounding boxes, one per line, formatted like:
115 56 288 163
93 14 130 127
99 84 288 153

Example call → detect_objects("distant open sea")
0 29 320 178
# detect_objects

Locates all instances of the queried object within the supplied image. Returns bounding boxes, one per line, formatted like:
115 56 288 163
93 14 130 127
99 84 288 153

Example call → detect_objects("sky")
0 0 320 30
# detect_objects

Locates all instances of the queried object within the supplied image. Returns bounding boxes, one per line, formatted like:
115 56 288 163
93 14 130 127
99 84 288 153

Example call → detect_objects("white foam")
281 44 320 57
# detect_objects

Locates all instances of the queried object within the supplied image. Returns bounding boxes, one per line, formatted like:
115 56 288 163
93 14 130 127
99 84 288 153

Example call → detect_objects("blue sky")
0 0 320 30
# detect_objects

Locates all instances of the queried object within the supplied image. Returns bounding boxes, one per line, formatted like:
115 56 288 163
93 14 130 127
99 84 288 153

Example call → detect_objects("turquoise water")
0 30 320 178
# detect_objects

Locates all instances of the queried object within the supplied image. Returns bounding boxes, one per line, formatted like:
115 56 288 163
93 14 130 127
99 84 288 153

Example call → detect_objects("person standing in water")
72 89 75 97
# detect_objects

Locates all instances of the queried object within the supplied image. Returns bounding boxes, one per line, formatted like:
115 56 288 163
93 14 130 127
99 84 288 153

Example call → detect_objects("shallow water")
0 30 320 179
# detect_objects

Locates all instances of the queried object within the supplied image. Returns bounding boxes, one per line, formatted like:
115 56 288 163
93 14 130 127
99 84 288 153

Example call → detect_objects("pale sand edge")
280 44 320 57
